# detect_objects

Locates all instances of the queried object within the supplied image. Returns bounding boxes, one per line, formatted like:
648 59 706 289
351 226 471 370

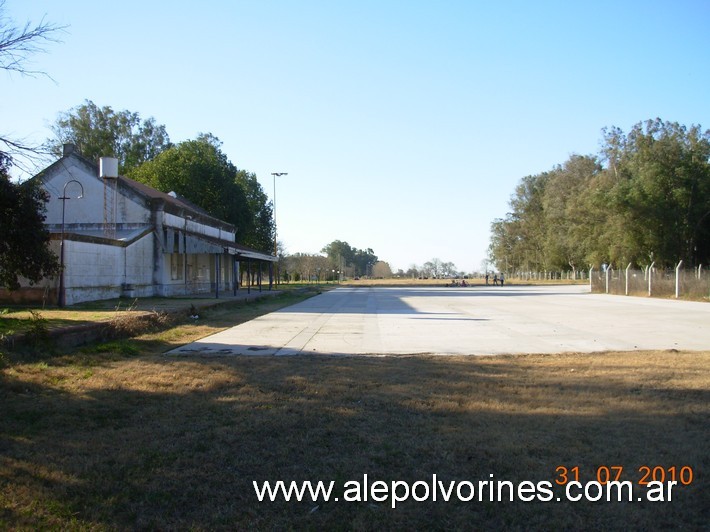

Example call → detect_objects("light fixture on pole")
58 179 84 307
270 172 288 257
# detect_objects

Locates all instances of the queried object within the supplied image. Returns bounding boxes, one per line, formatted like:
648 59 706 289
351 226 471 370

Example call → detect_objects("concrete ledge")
2 290 283 351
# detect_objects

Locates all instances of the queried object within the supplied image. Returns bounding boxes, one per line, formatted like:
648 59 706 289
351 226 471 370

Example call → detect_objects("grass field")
1 293 708 530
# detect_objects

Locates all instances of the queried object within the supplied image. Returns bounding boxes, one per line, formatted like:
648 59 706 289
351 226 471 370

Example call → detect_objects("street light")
271 172 287 288
271 172 288 256
58 180 84 307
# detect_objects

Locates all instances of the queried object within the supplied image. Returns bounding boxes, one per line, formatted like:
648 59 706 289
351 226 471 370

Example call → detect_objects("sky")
3 1 710 273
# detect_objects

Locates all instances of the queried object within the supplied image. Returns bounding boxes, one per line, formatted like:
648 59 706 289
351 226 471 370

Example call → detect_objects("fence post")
648 261 655 296
625 263 632 296
675 260 683 299
589 266 593 291
605 266 610 293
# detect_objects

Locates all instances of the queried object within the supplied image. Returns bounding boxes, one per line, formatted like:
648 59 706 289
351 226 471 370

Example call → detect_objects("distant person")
500 273 505 286
493 274 498 286
485 273 489 285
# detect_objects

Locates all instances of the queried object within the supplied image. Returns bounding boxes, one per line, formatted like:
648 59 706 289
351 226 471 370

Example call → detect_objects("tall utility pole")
271 172 287 286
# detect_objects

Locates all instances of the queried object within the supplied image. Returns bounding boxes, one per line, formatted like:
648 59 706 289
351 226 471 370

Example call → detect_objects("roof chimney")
99 157 119 178
62 143 76 157
100 156 120 240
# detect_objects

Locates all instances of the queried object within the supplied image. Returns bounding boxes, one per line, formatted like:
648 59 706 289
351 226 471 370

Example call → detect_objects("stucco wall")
43 159 150 227
163 213 235 242
63 235 155 305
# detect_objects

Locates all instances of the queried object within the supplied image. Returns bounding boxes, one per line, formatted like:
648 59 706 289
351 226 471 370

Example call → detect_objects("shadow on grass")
1 353 708 530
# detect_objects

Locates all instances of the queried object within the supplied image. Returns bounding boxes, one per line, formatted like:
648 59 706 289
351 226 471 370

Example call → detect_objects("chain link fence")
590 264 710 299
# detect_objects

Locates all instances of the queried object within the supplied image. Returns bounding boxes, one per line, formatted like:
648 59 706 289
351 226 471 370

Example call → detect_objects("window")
170 253 184 280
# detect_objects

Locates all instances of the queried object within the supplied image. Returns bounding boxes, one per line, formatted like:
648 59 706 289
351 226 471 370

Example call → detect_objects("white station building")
3 144 276 306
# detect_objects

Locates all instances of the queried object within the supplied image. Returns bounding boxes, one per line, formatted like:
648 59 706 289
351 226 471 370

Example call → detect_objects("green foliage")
235 169 274 250
82 340 140 357
321 240 378 277
48 100 172 174
489 119 710 271
128 134 274 252
0 154 59 289
26 310 51 350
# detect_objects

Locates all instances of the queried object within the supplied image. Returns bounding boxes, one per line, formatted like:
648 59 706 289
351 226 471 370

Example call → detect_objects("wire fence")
506 270 589 281
590 264 710 299
501 264 709 300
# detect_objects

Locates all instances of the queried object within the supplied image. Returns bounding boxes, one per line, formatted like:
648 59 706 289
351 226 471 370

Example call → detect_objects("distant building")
1 144 275 305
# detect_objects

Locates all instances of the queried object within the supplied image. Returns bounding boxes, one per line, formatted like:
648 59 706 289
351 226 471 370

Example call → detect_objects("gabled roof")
34 145 277 262
37 145 233 230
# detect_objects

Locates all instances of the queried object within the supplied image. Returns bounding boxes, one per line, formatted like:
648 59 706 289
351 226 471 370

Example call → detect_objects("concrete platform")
167 285 710 357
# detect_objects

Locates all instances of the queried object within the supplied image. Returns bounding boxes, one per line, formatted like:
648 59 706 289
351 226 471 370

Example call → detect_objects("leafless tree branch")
0 0 68 78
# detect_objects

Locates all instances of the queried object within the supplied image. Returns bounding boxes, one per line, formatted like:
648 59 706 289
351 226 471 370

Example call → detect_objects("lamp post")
271 172 287 287
58 180 84 307
271 172 288 256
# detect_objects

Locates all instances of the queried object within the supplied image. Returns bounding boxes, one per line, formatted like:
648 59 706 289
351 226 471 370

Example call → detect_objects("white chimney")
100 157 119 239
99 157 119 178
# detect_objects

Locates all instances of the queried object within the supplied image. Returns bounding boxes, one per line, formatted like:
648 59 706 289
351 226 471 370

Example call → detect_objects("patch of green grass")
0 316 22 335
81 340 140 357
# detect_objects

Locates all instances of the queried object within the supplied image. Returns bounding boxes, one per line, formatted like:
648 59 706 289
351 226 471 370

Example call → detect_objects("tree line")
489 119 710 274
399 259 461 279
281 241 381 281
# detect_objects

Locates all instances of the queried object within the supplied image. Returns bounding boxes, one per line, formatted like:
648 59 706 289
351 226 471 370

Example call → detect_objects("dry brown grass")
2 331 708 530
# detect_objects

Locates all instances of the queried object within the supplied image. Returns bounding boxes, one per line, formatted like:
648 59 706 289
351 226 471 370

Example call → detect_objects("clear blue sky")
3 0 709 273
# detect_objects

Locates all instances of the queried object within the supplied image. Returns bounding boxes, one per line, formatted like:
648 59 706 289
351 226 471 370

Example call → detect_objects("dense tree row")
399 259 460 279
280 241 386 281
489 119 710 272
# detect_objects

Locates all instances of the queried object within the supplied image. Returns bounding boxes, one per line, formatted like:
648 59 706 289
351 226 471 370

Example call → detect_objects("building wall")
1 152 270 306
164 213 235 242
43 159 150 227
63 236 156 305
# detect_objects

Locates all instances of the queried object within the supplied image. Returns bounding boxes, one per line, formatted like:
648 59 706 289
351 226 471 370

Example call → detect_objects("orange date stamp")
554 465 694 486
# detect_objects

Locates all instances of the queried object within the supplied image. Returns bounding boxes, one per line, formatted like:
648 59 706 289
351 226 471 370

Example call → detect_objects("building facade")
2 145 275 306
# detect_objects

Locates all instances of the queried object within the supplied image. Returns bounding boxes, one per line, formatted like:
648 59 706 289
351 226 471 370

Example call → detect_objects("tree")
0 154 58 289
609 119 710 266
235 169 273 251
372 261 393 278
489 119 710 272
352 247 378 277
48 100 172 174
129 134 245 227
282 252 329 282
405 265 420 279
541 155 602 274
321 240 355 269
1 0 66 169
128 134 274 251
321 240 378 277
